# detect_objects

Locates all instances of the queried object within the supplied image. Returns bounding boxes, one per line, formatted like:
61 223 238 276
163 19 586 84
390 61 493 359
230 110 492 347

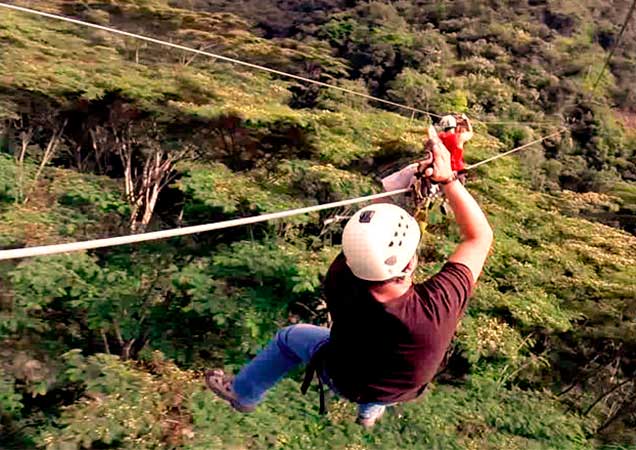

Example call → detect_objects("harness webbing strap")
301 344 329 415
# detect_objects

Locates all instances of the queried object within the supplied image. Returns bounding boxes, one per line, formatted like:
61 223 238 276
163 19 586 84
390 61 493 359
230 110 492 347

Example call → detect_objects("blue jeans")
232 324 389 420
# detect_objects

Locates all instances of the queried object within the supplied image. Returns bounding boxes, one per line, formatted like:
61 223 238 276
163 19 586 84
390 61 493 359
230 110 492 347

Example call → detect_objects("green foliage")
387 68 439 110
432 88 470 114
5 251 184 363
52 171 129 215
466 74 514 114
210 240 337 295
169 241 337 357
458 314 527 365
40 350 198 450
0 153 18 203
0 0 635 447
5 254 101 336
315 78 371 112
488 124 533 149
0 368 23 419
312 107 424 165
187 375 595 450
176 163 303 214
277 159 376 202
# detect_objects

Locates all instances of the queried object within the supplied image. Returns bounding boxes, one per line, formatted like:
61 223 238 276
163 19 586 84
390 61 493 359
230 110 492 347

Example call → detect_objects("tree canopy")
0 1 635 449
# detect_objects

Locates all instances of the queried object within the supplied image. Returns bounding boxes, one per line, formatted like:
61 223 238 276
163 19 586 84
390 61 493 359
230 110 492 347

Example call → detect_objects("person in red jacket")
438 114 473 183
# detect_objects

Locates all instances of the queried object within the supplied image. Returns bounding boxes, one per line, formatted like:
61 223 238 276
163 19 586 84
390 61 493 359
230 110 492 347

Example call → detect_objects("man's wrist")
439 173 458 186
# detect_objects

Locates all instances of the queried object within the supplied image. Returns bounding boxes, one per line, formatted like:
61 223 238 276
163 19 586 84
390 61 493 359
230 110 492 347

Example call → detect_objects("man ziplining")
380 114 474 220
438 114 473 184
205 128 493 428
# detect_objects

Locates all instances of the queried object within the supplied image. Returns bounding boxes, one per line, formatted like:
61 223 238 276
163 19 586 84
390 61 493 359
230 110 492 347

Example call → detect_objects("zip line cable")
464 129 566 170
0 2 559 128
0 189 409 261
0 130 567 262
475 120 560 126
590 0 636 91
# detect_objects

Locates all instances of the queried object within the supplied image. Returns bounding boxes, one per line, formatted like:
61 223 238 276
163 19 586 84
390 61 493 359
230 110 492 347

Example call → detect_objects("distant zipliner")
205 122 493 428
381 114 475 233
439 113 474 184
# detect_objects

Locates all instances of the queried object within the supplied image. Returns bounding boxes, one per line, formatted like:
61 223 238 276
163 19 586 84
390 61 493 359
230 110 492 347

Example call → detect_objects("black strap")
301 345 328 415
317 375 326 415
300 361 315 395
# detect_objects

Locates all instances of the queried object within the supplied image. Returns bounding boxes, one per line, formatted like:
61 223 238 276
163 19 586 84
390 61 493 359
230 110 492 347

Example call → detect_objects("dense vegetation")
0 0 635 448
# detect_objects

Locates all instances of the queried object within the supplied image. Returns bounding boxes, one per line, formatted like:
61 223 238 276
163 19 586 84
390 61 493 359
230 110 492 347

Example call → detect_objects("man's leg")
206 324 330 410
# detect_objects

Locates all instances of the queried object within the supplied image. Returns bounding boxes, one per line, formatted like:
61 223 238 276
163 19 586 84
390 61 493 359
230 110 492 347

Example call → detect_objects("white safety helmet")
440 115 457 130
342 204 421 281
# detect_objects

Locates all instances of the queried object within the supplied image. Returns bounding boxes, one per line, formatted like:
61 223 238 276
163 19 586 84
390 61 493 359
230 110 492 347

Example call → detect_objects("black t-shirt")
323 253 474 404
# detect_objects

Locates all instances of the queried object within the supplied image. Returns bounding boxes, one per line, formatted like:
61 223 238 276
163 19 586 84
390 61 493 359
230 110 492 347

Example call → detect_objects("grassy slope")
0 2 635 449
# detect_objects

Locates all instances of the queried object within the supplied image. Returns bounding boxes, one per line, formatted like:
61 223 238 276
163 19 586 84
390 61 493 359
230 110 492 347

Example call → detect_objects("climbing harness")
407 149 439 235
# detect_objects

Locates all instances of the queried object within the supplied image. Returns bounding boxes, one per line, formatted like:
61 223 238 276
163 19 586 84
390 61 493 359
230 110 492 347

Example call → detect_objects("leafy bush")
39 350 198 450
0 368 23 419
458 314 527 365
174 163 309 225
0 154 18 204
466 74 514 114
277 159 376 202
387 68 439 110
315 78 370 112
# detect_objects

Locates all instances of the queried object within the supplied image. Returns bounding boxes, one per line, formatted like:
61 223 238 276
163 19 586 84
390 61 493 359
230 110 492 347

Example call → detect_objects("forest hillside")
0 1 635 449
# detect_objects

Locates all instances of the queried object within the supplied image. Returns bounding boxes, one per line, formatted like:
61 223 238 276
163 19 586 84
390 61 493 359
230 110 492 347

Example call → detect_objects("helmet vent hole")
359 210 375 223
398 241 403 246
389 241 394 247
403 232 406 237
394 232 398 237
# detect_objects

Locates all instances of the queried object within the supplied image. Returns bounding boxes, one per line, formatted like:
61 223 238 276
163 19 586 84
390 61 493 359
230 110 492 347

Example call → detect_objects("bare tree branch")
24 118 68 204
584 378 634 416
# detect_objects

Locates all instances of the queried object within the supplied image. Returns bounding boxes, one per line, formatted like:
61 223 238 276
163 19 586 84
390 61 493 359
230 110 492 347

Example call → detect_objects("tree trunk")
24 119 67 204
15 126 33 203
100 330 111 355
107 121 188 232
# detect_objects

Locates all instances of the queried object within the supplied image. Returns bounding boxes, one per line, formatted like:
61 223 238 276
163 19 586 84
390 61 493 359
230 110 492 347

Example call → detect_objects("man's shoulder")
417 261 473 286
413 262 474 303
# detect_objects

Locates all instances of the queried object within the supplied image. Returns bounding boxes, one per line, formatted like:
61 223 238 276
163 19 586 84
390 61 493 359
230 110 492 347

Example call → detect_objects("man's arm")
459 114 473 146
427 128 492 282
443 181 492 282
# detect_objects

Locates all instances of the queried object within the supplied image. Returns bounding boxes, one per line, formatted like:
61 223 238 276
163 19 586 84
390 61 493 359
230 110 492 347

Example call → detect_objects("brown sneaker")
204 369 256 413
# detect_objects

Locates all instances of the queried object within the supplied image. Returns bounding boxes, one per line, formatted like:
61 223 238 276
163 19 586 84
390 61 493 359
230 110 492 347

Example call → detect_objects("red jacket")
438 131 465 172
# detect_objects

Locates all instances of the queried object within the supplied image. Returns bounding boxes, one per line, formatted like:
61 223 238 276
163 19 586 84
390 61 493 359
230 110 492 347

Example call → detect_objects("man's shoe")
204 369 256 413
356 407 386 429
